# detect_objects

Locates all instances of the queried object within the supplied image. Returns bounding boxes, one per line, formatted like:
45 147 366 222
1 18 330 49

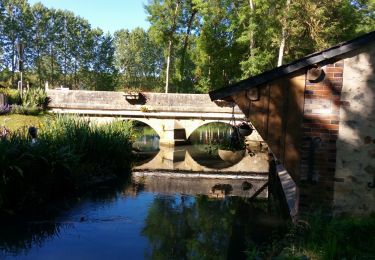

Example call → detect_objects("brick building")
209 31 375 216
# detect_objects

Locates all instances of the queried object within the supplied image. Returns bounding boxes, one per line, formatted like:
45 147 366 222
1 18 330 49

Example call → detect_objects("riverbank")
0 115 134 218
0 114 47 131
246 213 375 259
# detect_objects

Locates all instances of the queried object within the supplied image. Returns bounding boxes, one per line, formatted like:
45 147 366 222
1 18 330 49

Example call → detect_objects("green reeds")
0 115 134 216
267 213 375 259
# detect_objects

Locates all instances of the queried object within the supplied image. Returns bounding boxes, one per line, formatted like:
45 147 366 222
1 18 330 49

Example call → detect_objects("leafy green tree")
192 0 244 92
234 0 364 76
0 0 32 85
114 28 163 91
354 0 375 33
0 0 373 92
146 0 183 93
29 3 50 87
90 31 117 91
284 0 360 62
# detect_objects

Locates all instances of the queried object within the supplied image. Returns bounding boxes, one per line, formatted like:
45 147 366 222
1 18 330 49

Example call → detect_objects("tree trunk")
179 6 197 91
277 0 291 67
50 45 54 86
11 38 15 87
165 1 180 93
249 0 255 60
165 39 172 93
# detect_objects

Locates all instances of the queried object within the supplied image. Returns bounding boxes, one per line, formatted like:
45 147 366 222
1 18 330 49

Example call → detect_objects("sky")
27 0 150 34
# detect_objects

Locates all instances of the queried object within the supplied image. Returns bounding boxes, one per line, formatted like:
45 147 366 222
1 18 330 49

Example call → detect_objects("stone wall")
333 45 375 215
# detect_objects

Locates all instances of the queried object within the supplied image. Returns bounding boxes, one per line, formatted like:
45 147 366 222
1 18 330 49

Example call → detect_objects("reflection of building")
209 31 375 216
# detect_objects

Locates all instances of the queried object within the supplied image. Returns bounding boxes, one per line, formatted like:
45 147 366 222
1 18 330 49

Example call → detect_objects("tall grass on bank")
280 214 375 259
248 213 375 259
0 115 134 216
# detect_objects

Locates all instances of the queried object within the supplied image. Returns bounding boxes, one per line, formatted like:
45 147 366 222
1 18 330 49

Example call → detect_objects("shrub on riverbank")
0 88 21 105
0 115 134 216
280 214 375 259
246 213 375 259
0 88 49 115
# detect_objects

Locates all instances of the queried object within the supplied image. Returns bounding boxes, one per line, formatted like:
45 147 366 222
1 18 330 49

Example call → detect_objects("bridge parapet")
47 90 242 114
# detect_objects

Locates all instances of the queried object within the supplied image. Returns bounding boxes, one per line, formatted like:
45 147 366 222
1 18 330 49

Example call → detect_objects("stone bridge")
47 90 245 146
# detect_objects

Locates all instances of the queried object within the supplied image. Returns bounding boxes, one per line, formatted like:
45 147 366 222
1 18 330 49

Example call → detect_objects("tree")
0 0 32 86
30 3 50 87
114 28 164 91
146 0 183 93
0 0 373 92
192 0 244 92
90 31 117 91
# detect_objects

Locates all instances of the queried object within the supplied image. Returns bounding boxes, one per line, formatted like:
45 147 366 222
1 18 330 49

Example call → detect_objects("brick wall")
299 62 344 212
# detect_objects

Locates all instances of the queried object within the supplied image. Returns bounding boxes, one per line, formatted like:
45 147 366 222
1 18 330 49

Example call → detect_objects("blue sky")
28 0 150 34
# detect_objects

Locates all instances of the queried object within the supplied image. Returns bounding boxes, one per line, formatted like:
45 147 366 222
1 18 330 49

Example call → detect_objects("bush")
0 104 11 115
10 104 44 116
0 88 21 105
21 88 49 109
0 115 134 216
0 88 50 115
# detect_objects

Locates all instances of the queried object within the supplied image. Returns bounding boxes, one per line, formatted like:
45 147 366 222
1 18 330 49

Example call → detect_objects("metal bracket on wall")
368 175 375 189
308 137 322 183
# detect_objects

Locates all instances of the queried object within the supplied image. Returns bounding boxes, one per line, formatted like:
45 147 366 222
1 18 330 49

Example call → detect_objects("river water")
0 124 287 260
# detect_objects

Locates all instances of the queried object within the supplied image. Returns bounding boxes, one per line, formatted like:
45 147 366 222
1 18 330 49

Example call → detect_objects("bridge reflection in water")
132 124 270 200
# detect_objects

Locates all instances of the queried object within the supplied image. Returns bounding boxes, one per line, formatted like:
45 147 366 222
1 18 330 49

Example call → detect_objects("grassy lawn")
0 114 50 131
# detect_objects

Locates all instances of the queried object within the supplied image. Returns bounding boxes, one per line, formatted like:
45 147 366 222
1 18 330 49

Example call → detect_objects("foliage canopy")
0 0 374 93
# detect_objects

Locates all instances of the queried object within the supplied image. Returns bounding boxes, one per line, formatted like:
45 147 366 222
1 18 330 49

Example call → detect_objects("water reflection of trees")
142 195 280 259
0 221 65 256
189 122 232 145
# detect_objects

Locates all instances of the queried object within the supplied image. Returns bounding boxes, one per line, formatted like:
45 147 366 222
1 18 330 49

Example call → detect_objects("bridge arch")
185 121 233 141
81 116 245 147
176 119 235 140
124 119 161 138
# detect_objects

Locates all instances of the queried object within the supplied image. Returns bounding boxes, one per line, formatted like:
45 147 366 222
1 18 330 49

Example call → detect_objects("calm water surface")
0 124 286 260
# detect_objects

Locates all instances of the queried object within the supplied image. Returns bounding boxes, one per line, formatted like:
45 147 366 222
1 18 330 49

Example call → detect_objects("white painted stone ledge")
133 171 268 180
277 164 299 220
